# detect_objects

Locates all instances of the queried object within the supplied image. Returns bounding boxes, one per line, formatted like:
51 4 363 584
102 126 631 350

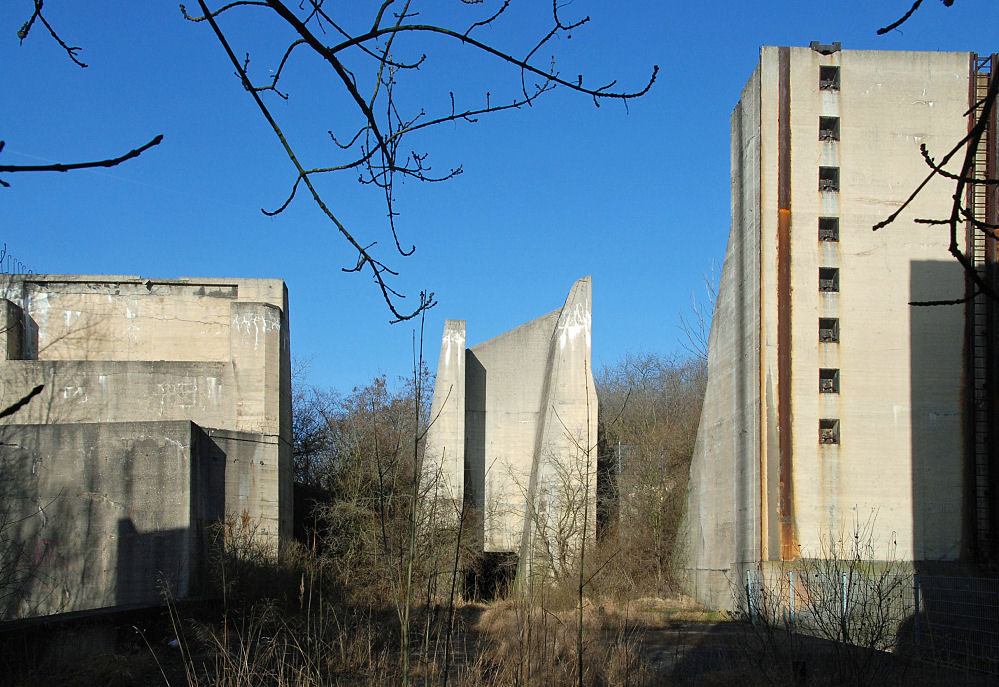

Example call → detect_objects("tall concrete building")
682 46 998 610
424 277 598 577
0 275 291 620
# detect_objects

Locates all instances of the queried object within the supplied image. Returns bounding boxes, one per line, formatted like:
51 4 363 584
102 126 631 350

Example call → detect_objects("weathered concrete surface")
682 47 972 610
425 278 597 575
423 319 466 512
1 421 202 619
0 275 291 621
679 59 763 609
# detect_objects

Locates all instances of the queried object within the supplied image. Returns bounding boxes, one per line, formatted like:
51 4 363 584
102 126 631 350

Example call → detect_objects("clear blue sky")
2 1 995 392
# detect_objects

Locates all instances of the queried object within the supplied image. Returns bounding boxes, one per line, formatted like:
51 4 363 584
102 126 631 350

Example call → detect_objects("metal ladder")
970 55 994 556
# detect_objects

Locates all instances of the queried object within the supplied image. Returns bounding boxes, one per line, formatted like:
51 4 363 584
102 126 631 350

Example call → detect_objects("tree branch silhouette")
0 136 164 188
184 0 657 321
873 1 997 304
7 2 163 187
877 0 954 36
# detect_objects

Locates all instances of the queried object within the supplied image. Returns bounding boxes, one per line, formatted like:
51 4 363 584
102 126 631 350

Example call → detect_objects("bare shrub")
596 353 706 596
739 517 915 686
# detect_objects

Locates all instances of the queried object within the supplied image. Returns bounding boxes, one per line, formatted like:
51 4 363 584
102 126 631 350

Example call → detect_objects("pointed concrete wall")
424 278 597 570
423 319 466 511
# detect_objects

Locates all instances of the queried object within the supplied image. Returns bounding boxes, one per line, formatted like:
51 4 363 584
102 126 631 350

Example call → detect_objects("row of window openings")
807 68 842 444
817 65 842 443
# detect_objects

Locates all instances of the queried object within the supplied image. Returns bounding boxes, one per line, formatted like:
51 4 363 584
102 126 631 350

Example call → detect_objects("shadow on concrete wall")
1 422 231 622
909 259 969 568
465 350 486 546
114 520 191 608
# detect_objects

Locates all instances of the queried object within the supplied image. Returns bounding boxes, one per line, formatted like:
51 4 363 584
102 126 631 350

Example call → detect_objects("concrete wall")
784 48 967 563
1 421 202 619
0 275 291 621
679 61 763 609
424 319 466 511
682 47 972 610
424 277 598 575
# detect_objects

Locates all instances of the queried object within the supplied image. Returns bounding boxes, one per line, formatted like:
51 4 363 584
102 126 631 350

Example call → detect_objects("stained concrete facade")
0 275 291 620
424 277 598 573
682 47 998 610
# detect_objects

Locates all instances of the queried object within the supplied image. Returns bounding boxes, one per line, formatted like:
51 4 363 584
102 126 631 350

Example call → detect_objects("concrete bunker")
0 275 291 621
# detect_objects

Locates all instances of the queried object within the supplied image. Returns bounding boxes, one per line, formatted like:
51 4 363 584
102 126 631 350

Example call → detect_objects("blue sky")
2 1 995 392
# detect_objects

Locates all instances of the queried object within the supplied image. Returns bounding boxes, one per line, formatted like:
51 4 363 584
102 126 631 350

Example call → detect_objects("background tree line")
290 344 708 602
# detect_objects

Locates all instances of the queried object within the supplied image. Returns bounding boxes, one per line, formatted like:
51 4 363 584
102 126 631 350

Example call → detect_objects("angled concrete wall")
424 278 598 574
423 319 466 511
0 275 291 621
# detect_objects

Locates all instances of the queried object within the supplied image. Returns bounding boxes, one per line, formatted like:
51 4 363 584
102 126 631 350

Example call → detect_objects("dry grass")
460 596 654 687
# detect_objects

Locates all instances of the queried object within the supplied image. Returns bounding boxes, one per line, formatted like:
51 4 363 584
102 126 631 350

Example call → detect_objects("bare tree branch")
877 0 954 35
187 0 655 321
18 0 88 67
194 0 434 322
874 59 999 302
0 136 164 188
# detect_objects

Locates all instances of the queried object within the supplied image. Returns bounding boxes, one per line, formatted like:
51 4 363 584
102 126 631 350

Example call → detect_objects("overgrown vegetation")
139 349 709 686
4 353 959 686
594 353 707 597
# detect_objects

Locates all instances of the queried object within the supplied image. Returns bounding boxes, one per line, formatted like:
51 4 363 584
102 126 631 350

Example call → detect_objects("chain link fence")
743 568 999 678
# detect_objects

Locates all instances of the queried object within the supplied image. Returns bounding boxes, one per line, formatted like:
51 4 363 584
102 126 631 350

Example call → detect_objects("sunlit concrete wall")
682 47 971 610
0 275 291 620
424 277 598 568
423 319 466 512
680 59 764 610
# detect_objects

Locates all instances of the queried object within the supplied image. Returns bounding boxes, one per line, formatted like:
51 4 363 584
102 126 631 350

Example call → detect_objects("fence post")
913 574 920 649
788 570 795 633
746 570 754 626
841 572 848 617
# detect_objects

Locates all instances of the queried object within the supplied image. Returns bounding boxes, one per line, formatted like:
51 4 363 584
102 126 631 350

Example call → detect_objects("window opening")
819 166 840 192
819 267 840 292
820 66 840 91
819 217 839 242
819 419 840 444
819 318 840 343
819 116 840 141
820 368 840 393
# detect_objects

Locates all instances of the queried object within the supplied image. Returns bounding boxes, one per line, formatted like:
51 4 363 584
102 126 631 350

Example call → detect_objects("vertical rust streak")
777 46 796 561
759 91 769 562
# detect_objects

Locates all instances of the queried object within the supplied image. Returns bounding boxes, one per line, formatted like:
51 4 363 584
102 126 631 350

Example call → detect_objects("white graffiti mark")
157 380 198 416
442 326 465 367
232 311 281 349
61 386 88 403
557 302 591 350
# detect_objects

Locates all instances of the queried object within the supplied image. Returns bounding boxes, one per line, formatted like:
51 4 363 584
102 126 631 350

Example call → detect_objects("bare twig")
18 0 88 67
877 0 955 35
0 136 164 188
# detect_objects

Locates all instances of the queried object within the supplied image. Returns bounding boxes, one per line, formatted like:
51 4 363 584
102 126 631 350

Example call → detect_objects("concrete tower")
682 46 998 610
